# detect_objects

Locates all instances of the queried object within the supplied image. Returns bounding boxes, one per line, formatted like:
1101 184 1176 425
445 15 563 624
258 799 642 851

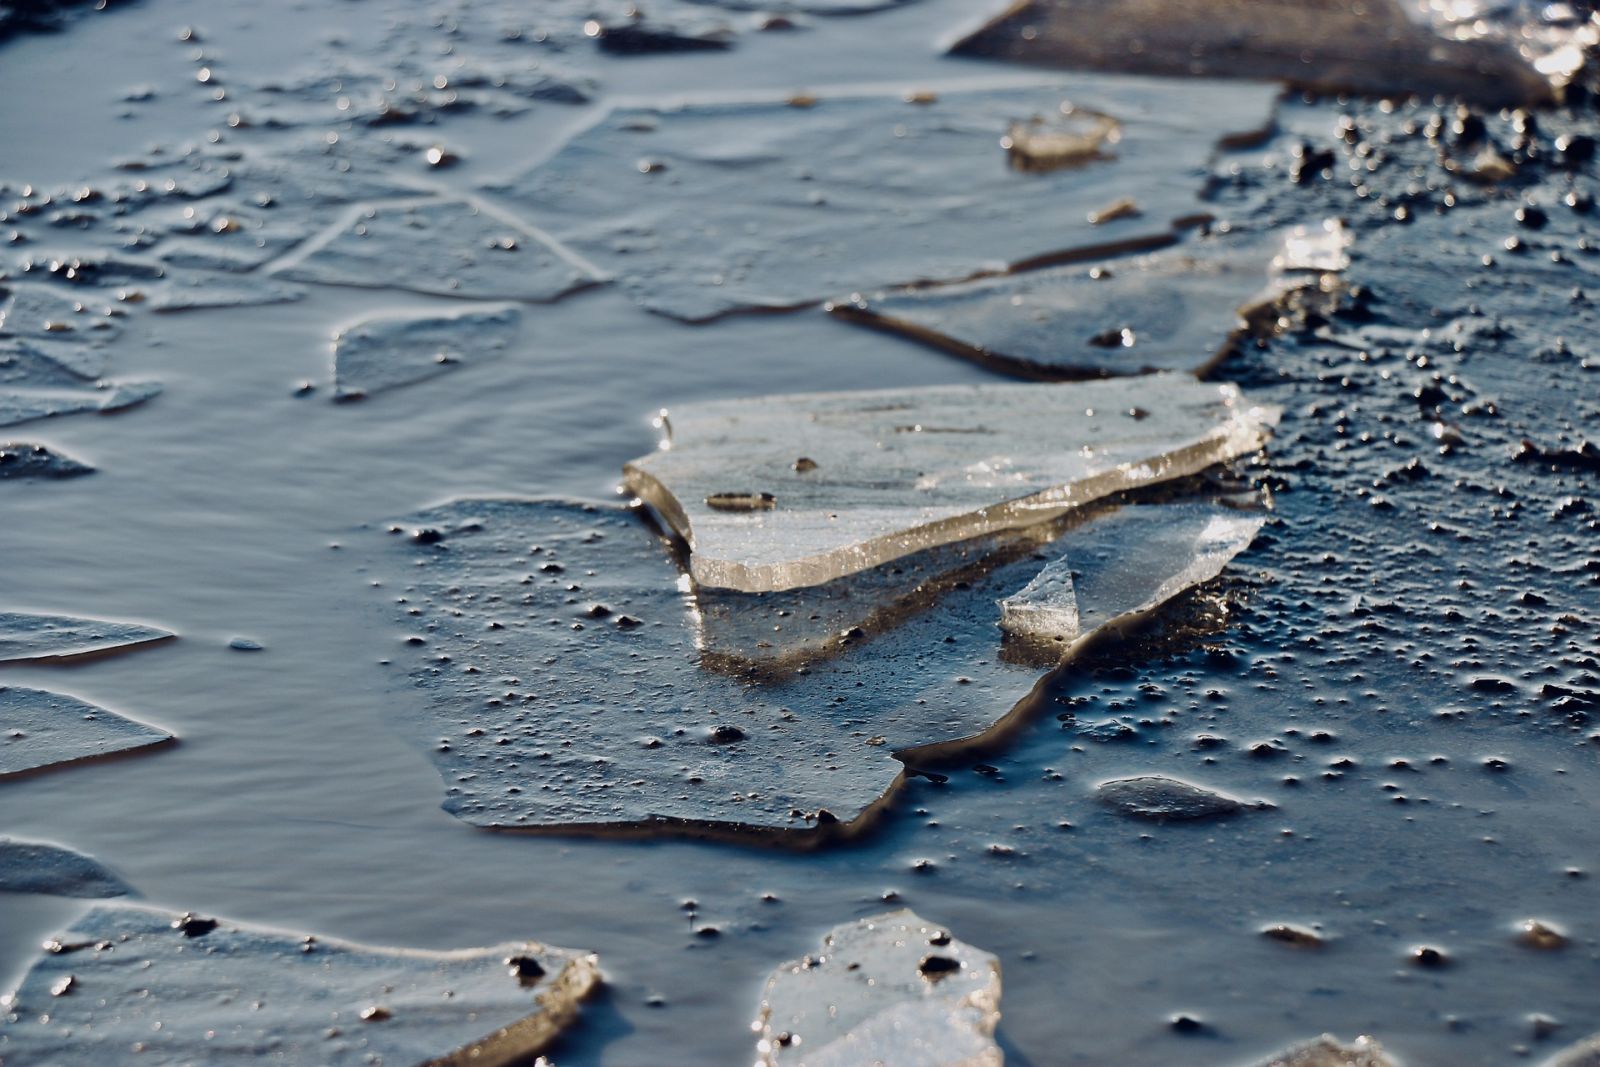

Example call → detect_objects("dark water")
2 1 1599 1064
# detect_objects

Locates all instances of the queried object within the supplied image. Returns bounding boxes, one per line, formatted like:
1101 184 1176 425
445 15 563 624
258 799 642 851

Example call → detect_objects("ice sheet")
625 375 1277 592
331 307 521 401
489 81 1279 320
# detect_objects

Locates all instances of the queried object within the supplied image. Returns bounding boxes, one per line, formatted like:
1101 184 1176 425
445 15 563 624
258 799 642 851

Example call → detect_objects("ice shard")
488 80 1279 320
0 444 94 480
331 307 521 401
367 489 1266 837
276 199 600 303
0 611 173 664
829 231 1284 380
624 375 1277 592
949 0 1559 106
753 910 1001 1067
997 557 1078 643
0 904 600 1067
0 686 172 780
0 837 132 898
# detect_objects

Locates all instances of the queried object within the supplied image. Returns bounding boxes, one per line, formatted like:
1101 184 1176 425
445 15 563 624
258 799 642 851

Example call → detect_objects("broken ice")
1096 774 1264 821
753 910 1001 1067
1252 1035 1397 1067
624 375 1277 592
368 490 1266 836
331 306 521 401
831 231 1287 380
489 81 1278 320
0 904 600 1067
0 443 94 479
0 611 173 664
0 837 132 899
0 686 172 779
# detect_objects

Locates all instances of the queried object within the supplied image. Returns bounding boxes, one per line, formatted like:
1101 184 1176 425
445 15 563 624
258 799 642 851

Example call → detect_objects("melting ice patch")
752 910 1001 1067
488 80 1279 320
624 375 1277 592
0 904 599 1067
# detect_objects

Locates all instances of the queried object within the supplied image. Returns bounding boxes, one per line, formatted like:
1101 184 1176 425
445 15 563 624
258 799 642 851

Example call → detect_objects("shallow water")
3 1 1600 1065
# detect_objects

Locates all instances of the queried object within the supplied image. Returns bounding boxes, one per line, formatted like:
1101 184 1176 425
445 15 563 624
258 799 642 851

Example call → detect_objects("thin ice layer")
624 375 1277 592
332 307 521 400
753 910 1001 1067
0 686 172 779
0 837 132 898
489 81 1278 320
0 611 173 664
368 494 1262 836
949 0 1555 106
0 904 600 1067
276 200 599 303
831 231 1284 379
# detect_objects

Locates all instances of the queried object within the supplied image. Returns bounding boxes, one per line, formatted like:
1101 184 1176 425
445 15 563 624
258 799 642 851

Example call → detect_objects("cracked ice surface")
625 375 1277 592
489 81 1279 321
752 909 1001 1067
368 489 1264 836
0 904 599 1067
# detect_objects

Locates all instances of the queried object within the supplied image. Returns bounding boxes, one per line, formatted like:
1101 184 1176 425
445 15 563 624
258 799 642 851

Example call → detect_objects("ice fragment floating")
0 904 600 1067
1096 774 1263 821
0 837 132 898
1251 1035 1397 1067
0 686 172 780
0 611 173 664
0 443 94 479
625 375 1277 592
752 910 1001 1067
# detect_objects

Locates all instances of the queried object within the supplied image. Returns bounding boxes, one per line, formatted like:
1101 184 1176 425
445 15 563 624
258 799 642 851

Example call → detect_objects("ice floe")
0 837 132 898
1250 1034 1397 1067
0 443 94 479
0 904 600 1067
0 611 173 664
752 910 1001 1067
0 686 172 779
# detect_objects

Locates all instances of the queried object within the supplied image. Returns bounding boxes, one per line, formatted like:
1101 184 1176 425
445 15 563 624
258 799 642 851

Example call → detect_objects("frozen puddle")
489 80 1278 320
0 837 132 899
0 611 173 665
0 686 172 780
753 909 1001 1067
367 491 1265 837
949 0 1561 105
0 904 600 1067
831 230 1286 379
331 307 522 401
625 375 1276 592
276 200 600 303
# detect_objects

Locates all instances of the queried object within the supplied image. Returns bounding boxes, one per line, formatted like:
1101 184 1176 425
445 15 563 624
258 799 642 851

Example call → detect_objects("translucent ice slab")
625 375 1278 592
0 611 172 664
752 910 1001 1067
0 686 172 780
0 904 599 1067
